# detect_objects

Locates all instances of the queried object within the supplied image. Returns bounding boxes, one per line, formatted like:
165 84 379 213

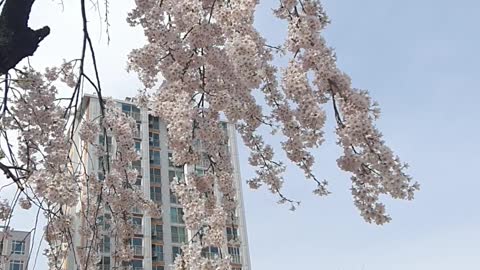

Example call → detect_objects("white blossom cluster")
127 3 419 269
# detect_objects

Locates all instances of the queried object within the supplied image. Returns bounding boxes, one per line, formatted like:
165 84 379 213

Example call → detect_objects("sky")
1 0 479 269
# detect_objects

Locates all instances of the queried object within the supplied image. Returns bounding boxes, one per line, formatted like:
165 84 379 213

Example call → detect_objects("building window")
149 132 160 148
150 186 162 202
195 168 205 176
122 103 141 122
135 141 141 152
152 245 164 262
9 260 23 270
171 226 186 243
11 240 25 255
100 235 110 253
172 246 182 259
168 170 184 182
228 247 241 264
201 246 219 259
170 207 184 224
99 256 110 270
97 213 111 230
98 135 113 148
149 115 160 130
134 176 142 186
134 123 141 138
151 223 163 241
150 150 161 165
153 266 164 270
131 160 142 175
170 189 179 204
226 227 239 241
131 217 143 235
131 238 143 256
130 259 143 270
150 168 161 183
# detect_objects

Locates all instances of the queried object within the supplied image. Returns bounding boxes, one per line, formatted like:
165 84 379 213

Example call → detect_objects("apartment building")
67 94 250 270
0 226 31 270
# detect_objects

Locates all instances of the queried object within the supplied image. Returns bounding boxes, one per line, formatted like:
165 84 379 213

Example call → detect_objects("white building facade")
0 226 31 270
68 95 250 270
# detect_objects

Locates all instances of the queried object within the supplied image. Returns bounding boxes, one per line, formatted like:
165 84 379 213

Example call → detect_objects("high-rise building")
67 94 250 270
0 226 31 270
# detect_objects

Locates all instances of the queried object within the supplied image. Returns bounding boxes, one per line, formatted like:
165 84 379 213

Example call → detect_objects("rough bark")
0 0 49 74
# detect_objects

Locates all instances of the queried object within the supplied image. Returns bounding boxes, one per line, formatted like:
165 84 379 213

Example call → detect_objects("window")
98 135 113 147
100 235 110 253
168 170 184 182
135 141 141 152
132 217 143 234
150 168 161 183
99 256 110 270
97 214 111 230
98 156 106 170
152 245 164 262
130 259 143 270
171 226 186 243
11 240 25 255
149 115 160 130
150 186 162 202
226 227 239 241
134 176 142 186
153 266 164 270
122 104 141 122
151 223 163 241
195 168 205 176
149 132 160 148
228 247 241 264
150 150 161 165
170 207 184 224
134 123 141 138
170 189 179 204
9 260 23 270
201 246 219 259
172 246 182 259
131 238 143 256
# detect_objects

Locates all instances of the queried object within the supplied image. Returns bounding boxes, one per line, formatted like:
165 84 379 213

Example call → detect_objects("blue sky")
2 0 479 269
